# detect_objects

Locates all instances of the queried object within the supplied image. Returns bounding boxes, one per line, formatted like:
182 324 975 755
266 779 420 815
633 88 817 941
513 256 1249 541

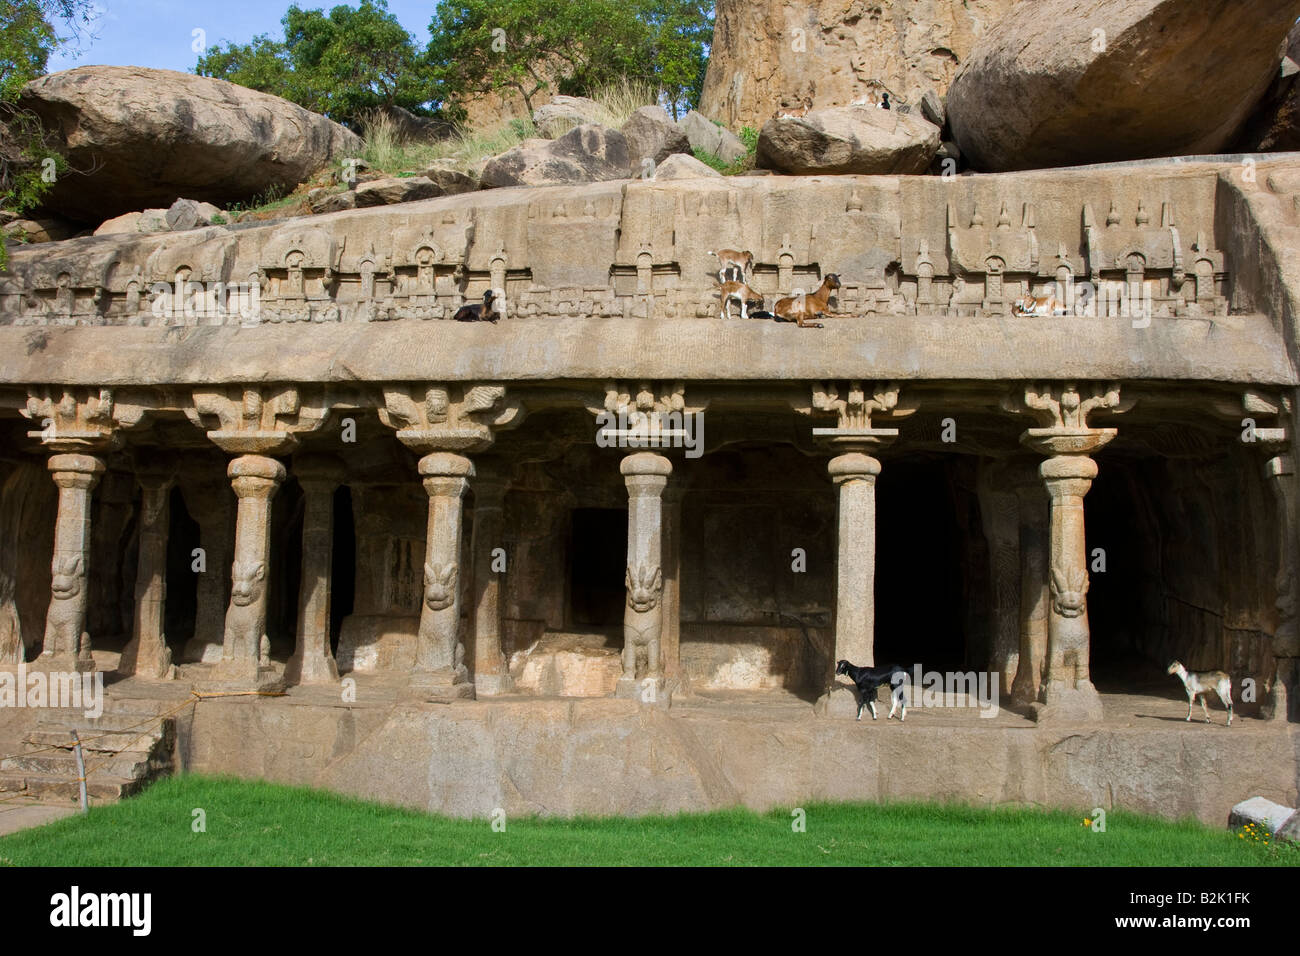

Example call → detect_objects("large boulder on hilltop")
698 0 1018 130
480 124 633 188
18 66 362 222
620 106 691 173
947 0 1300 172
757 105 940 175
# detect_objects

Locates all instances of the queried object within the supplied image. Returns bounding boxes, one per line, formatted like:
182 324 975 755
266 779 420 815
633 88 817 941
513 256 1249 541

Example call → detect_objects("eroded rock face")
947 0 1300 172
620 105 691 172
532 95 602 137
480 124 633 188
699 0 1017 129
757 105 940 174
19 66 361 222
1235 21 1300 152
679 110 747 164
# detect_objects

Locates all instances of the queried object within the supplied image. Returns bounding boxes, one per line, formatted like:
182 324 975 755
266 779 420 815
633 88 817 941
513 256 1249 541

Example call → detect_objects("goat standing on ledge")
718 280 765 320
1167 661 1233 726
770 274 840 328
453 289 499 323
709 249 755 284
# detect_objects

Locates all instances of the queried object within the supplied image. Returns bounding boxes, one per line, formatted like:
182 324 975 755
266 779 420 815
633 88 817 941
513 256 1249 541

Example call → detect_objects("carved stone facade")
1 160 1298 726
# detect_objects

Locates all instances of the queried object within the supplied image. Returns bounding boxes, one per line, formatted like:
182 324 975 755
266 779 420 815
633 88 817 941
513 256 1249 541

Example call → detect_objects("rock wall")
698 0 1016 129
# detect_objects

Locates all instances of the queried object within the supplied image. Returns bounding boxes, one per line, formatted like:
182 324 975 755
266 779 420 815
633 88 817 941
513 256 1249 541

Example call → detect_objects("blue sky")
47 0 436 74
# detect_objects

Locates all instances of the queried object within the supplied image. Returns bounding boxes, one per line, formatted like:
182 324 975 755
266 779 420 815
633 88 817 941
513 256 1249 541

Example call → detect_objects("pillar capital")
188 385 329 456
381 383 523 454
228 454 286 500
828 451 882 484
23 386 145 455
47 453 106 490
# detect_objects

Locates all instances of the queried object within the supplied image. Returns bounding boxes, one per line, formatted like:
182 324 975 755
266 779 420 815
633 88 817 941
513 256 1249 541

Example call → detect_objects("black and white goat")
835 659 909 722
453 289 499 323
1167 661 1233 726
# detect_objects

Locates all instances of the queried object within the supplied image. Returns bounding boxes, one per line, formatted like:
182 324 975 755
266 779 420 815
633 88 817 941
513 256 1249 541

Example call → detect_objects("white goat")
1167 661 1233 726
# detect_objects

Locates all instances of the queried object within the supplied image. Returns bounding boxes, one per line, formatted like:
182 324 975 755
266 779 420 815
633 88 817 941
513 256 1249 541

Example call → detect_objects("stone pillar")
1037 454 1104 721
1264 452 1299 721
209 454 285 689
415 451 473 694
284 455 344 685
40 453 106 671
470 470 512 695
821 450 882 716
118 462 176 680
661 486 683 683
618 451 671 699
183 477 233 664
1011 477 1050 705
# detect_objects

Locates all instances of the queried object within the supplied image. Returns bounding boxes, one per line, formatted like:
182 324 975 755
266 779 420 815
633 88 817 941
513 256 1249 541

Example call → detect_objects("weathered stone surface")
532 95 602 137
2 217 79 243
1228 795 1298 836
19 66 361 222
920 89 946 129
699 0 1017 129
679 110 747 164
354 176 443 208
1235 21 1300 152
947 0 1300 172
757 105 940 174
163 199 222 231
653 152 722 180
309 191 357 215
422 166 478 195
620 105 691 172
509 633 622 697
480 124 632 188
369 104 453 143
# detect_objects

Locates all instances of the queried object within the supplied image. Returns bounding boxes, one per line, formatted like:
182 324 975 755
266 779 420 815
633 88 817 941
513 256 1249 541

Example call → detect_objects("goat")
776 103 811 119
1167 661 1233 726
717 280 765 320
1012 291 1066 317
452 289 499 323
708 249 755 284
835 659 909 721
771 274 840 329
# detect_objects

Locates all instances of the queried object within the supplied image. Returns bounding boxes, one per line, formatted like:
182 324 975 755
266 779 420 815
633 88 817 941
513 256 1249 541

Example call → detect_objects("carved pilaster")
618 451 671 700
1011 381 1131 722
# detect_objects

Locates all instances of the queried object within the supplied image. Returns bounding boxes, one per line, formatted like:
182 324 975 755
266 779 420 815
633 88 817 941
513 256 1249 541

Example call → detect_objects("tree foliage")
197 0 445 126
428 0 712 117
1 1 91 265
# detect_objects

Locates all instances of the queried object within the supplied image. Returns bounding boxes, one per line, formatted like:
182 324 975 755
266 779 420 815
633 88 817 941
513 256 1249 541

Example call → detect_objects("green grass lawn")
1 775 1295 866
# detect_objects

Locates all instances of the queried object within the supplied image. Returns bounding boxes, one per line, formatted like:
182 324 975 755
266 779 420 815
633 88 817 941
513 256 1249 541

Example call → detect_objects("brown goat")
772 274 840 329
709 249 755 284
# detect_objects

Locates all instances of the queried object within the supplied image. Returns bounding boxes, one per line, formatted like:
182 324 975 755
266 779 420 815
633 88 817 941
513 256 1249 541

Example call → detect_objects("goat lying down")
1012 291 1067 317
453 290 499 322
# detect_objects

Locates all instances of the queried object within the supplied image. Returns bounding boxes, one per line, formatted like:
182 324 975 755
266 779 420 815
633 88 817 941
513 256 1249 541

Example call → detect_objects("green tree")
428 0 712 117
197 0 445 127
1 1 90 265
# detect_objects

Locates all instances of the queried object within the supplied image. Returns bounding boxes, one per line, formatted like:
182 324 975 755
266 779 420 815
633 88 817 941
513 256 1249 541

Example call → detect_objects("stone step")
23 728 165 753
1 752 153 779
34 711 173 733
21 774 144 803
